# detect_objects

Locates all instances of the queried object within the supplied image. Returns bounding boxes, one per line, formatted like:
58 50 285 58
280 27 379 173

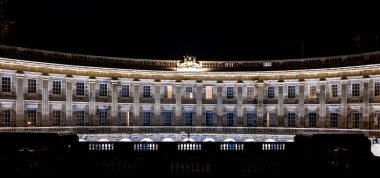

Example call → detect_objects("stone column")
216 82 223 126
298 81 305 127
66 77 73 126
133 80 140 126
111 80 119 126
175 81 182 125
277 81 284 127
196 82 202 126
89 79 96 126
319 80 326 128
257 82 264 127
237 82 243 126
154 81 161 126
16 74 24 126
363 78 370 129
341 79 348 128
42 75 49 126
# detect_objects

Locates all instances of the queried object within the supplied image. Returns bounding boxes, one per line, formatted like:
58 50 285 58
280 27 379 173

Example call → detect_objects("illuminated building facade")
0 45 380 138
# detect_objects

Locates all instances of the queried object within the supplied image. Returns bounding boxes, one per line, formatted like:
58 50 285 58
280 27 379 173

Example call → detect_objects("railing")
220 143 244 151
89 143 115 151
1 45 380 72
1 126 380 137
178 143 202 151
262 143 286 151
133 143 159 151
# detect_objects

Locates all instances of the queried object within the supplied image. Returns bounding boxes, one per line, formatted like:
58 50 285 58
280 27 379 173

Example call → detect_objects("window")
143 85 151 98
353 112 360 129
330 113 338 128
52 80 61 94
376 114 380 129
226 112 234 126
184 112 193 126
206 111 213 126
1 77 11 92
164 85 173 99
309 113 317 127
309 85 316 98
288 85 296 98
205 86 213 99
267 86 275 98
163 111 172 126
265 112 276 127
27 110 36 126
99 110 108 126
330 84 338 97
246 112 256 126
226 86 234 99
52 110 61 126
185 86 193 99
76 111 85 126
288 113 296 127
352 83 360 96
119 111 130 126
99 83 108 96
143 111 150 126
247 87 254 99
28 79 37 93
1 110 11 127
375 82 380 96
76 82 85 96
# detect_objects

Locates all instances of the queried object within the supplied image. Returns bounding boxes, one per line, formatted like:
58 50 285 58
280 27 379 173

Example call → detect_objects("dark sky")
3 1 380 60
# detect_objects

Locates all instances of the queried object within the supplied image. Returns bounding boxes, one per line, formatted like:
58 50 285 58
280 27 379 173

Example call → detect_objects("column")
133 80 140 126
196 82 202 126
66 77 73 126
237 82 243 126
111 80 118 126
298 81 305 127
16 74 24 126
216 82 223 126
154 81 161 126
175 81 182 125
341 79 348 128
319 80 326 128
363 78 370 129
42 75 49 126
277 81 284 127
257 82 264 126
89 79 96 126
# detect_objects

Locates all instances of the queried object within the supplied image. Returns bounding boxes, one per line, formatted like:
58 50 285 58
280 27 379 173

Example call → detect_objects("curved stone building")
0 45 380 139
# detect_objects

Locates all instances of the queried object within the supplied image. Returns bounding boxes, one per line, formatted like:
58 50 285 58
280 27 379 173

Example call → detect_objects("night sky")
3 1 380 60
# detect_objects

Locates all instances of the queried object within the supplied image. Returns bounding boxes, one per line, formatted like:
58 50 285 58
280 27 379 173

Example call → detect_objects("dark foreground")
0 132 378 177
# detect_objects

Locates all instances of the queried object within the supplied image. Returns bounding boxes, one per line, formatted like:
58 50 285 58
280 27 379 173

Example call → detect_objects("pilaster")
16 74 24 126
42 75 49 126
111 80 119 126
196 82 202 126
277 81 284 127
66 77 73 126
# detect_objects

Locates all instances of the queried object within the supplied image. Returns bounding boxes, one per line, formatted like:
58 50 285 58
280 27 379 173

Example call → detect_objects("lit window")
205 86 213 99
184 112 193 126
375 82 380 96
265 112 276 127
119 111 130 126
27 109 36 126
52 110 61 126
330 113 338 128
330 84 338 97
121 85 129 97
352 83 360 96
247 87 254 99
1 77 11 92
287 113 295 127
246 112 256 126
164 85 173 99
143 111 150 126
98 109 108 126
76 82 85 96
28 79 37 93
226 86 234 99
53 80 61 95
226 112 234 126
206 111 213 126
309 113 317 127
185 86 193 99
1 110 11 127
376 113 380 129
163 111 172 126
143 85 151 98
309 86 316 98
353 112 360 129
76 111 85 126
288 85 295 98
99 83 108 96
267 86 275 99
